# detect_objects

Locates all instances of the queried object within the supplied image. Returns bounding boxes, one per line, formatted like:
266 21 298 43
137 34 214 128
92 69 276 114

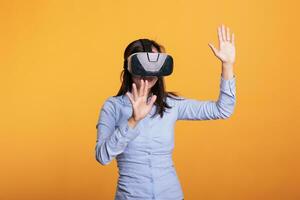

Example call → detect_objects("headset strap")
139 39 152 52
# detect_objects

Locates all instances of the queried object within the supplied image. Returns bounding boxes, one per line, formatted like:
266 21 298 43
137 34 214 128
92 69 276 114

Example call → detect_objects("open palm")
208 24 236 65
126 80 157 121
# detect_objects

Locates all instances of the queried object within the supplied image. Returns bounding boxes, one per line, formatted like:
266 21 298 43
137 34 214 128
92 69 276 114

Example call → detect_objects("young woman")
95 24 236 200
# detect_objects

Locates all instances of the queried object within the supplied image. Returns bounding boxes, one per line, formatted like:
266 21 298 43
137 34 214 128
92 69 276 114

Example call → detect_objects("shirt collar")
121 94 131 106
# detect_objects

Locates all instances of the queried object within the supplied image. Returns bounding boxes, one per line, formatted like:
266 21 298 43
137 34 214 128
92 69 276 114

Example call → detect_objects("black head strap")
139 39 152 52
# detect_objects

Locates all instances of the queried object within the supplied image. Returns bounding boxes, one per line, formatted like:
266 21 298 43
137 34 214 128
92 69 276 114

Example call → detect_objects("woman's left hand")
208 24 236 66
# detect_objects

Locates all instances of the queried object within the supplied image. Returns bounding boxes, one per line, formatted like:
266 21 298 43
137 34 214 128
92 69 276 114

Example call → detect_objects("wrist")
128 116 139 128
221 64 234 80
222 62 234 69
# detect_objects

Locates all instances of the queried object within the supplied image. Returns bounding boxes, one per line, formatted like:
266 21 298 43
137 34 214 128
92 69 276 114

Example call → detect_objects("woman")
95 24 236 200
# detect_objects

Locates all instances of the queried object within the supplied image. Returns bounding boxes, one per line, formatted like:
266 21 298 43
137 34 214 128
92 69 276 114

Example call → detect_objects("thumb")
208 43 218 56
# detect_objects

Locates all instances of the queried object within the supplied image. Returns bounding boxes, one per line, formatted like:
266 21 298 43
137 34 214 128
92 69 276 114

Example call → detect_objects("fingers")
138 79 144 96
218 24 234 44
148 94 157 106
132 83 138 100
226 27 230 41
143 80 148 97
217 26 223 44
138 79 149 97
221 24 226 43
132 79 148 100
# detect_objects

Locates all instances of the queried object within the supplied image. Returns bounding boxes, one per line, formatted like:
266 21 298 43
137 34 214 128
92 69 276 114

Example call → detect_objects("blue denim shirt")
95 75 236 200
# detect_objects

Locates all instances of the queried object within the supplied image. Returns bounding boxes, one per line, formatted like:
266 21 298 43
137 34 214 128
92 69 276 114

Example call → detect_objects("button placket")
146 115 155 200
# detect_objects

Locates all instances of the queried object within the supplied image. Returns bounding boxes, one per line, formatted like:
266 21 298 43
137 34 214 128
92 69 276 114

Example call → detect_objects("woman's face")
131 47 159 92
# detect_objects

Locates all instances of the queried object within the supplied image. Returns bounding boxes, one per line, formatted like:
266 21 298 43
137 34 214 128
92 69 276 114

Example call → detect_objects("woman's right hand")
126 79 157 123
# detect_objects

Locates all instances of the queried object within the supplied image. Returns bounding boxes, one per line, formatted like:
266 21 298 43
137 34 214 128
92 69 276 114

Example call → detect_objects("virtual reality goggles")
126 52 174 77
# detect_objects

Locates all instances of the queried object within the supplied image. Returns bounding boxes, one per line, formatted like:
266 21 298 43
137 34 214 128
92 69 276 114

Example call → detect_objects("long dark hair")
114 38 183 118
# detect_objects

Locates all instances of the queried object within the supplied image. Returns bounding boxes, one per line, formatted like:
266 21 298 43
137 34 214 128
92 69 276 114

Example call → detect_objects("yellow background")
1 0 299 199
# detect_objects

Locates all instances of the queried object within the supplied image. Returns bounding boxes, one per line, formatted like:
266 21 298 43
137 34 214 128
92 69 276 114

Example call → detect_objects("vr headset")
125 39 174 77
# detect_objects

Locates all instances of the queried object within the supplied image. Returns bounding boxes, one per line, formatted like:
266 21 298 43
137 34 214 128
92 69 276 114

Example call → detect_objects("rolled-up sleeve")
95 97 141 165
176 75 236 120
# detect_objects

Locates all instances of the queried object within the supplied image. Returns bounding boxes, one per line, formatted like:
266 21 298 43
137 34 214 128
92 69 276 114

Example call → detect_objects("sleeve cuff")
220 74 236 96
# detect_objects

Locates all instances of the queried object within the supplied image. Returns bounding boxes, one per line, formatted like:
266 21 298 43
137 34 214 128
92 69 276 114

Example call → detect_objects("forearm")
221 63 234 80
176 73 236 120
96 119 141 165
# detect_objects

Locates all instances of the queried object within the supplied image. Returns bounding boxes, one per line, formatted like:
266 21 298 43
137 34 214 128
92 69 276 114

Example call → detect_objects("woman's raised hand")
208 24 236 66
126 79 157 122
